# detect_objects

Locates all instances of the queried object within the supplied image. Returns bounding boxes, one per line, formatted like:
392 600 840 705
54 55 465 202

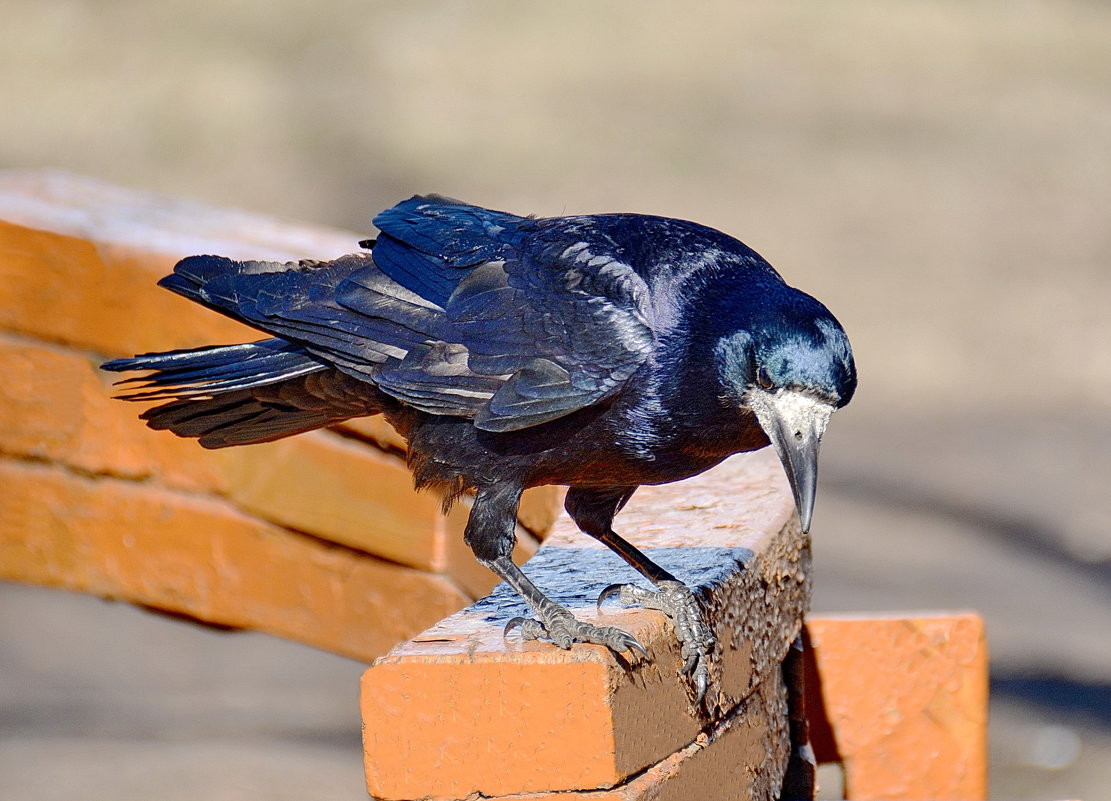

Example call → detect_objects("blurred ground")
1 1 1108 799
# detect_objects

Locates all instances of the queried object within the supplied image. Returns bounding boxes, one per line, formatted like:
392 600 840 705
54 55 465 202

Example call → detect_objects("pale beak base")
746 388 834 534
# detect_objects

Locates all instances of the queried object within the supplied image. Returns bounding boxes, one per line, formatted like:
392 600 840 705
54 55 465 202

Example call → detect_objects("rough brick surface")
0 219 247 357
492 671 790 801
0 332 539 582
361 448 806 800
0 460 468 661
805 613 989 801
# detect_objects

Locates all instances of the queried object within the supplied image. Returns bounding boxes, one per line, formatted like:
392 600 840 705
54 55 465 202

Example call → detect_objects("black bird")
103 195 856 699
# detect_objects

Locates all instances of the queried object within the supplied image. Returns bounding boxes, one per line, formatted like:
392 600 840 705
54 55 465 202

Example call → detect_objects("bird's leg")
467 483 645 658
565 487 715 702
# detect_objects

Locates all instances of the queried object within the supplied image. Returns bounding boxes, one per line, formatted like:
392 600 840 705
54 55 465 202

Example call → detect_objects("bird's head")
712 285 856 533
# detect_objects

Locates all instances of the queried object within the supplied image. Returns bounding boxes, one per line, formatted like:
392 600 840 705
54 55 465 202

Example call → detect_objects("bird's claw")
616 631 649 659
504 616 546 642
596 579 714 703
681 652 699 675
679 641 710 704
596 583 626 611
503 607 646 659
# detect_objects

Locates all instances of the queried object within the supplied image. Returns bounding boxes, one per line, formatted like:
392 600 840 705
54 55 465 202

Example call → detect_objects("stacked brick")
806 614 988 800
0 170 559 662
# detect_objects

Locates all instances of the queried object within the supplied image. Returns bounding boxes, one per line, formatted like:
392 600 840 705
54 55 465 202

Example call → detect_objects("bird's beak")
747 389 834 534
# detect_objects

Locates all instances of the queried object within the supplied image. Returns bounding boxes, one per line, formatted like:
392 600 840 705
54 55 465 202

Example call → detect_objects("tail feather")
139 390 342 448
102 339 385 448
103 339 328 400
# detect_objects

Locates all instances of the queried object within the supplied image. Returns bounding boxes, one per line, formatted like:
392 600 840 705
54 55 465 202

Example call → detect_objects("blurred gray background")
1 1 1108 799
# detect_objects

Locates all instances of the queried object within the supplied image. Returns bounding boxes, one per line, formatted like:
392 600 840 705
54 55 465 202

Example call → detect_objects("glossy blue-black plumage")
371 194 524 307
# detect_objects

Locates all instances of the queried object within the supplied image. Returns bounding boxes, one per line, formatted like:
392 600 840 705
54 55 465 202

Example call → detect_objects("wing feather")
156 198 658 431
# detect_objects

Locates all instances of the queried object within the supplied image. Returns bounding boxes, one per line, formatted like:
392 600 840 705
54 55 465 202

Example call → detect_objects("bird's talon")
602 579 716 697
681 652 699 676
596 583 626 610
505 608 645 661
622 634 648 659
503 616 545 643
693 667 709 704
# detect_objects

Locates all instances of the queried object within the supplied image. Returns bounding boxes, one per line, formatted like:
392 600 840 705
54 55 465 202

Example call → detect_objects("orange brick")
365 649 789 801
0 219 250 357
361 449 808 800
0 334 226 491
362 608 693 799
336 416 409 453
805 614 988 801
506 670 789 801
214 432 449 571
0 458 469 662
518 484 567 538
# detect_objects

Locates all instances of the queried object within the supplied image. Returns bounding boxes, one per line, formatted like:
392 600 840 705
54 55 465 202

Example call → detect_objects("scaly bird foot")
598 579 714 702
504 604 647 659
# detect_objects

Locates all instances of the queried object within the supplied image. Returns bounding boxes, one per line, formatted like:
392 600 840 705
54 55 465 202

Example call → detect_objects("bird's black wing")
158 249 508 418
161 252 456 375
349 197 656 431
155 196 656 431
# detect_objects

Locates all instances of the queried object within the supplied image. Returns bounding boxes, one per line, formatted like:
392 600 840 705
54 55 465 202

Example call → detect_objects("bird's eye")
755 367 774 390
